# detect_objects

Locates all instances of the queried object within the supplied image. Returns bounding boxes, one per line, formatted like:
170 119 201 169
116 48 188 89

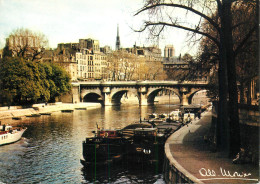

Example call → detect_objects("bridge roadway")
71 80 209 106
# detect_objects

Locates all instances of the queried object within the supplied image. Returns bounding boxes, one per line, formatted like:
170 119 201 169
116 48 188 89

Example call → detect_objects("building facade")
55 38 107 81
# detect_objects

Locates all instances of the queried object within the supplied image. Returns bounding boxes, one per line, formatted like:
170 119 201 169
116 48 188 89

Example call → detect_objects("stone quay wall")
0 102 101 120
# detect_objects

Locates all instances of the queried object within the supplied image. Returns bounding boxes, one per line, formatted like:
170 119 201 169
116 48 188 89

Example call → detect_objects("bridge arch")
188 89 209 105
81 88 102 100
111 90 128 105
83 92 103 104
147 87 181 105
109 88 139 106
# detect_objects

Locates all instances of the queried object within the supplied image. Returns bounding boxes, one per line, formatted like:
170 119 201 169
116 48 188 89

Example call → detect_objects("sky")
0 0 200 56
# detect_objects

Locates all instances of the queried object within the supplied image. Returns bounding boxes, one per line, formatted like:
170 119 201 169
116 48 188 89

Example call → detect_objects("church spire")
116 24 120 50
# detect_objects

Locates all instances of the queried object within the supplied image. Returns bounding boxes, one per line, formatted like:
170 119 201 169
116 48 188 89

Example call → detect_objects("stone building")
100 45 112 54
55 38 107 81
124 45 163 63
53 49 78 81
162 44 189 80
118 45 165 80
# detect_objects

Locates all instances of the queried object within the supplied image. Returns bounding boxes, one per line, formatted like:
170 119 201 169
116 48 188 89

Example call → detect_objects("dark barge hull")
82 137 127 164
125 142 165 164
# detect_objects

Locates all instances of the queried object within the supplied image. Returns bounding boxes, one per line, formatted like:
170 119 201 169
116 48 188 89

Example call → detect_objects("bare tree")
4 28 49 61
134 0 258 157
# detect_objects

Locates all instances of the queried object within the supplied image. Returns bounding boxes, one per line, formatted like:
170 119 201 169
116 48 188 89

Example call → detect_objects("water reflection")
0 105 177 183
82 161 164 183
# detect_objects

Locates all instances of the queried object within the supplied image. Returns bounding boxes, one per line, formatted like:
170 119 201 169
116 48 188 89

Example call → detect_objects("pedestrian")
188 112 191 122
198 110 201 119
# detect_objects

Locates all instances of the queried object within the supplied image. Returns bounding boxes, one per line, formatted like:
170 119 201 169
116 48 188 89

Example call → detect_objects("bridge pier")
138 86 149 106
180 93 189 106
139 93 148 106
103 87 113 106
179 87 190 106
104 93 113 106
72 83 80 103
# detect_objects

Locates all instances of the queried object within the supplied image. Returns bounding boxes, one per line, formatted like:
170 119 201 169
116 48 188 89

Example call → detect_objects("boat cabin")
0 125 12 131
181 105 201 114
133 128 158 142
183 113 195 122
97 130 119 138
158 114 167 119
148 113 158 119
170 109 181 121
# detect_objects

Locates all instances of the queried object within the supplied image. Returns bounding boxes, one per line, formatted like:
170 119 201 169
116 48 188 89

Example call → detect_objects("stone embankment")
0 102 101 120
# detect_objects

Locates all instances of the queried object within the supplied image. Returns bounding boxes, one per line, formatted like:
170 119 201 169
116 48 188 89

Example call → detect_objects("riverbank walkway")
165 109 259 183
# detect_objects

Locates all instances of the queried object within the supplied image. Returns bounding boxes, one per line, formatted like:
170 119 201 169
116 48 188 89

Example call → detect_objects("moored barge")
81 129 128 166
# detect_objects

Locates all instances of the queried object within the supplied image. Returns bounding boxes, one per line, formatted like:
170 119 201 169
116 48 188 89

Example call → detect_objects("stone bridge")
71 81 209 106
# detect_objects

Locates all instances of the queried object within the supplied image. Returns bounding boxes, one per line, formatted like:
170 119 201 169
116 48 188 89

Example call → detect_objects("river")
0 104 180 184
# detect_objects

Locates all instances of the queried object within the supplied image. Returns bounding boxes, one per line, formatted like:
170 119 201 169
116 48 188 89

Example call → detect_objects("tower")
164 45 175 58
115 24 121 50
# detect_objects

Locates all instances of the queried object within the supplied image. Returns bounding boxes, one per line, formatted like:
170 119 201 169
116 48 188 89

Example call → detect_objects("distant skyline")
0 0 200 56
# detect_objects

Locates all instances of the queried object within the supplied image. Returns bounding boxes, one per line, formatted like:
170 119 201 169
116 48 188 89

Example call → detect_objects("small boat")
170 109 181 121
148 113 158 120
12 117 22 120
61 109 74 113
40 112 52 115
183 113 195 123
0 125 27 146
148 113 168 124
26 114 41 117
75 108 87 110
158 113 168 119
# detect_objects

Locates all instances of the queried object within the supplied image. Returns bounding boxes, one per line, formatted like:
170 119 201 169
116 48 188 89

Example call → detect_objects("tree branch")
234 24 257 57
135 3 220 32
136 21 220 48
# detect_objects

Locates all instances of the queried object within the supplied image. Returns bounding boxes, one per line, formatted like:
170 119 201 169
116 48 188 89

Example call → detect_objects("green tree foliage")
48 64 71 102
0 57 71 105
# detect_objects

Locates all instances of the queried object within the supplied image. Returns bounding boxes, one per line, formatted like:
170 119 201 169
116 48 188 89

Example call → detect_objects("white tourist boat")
0 125 27 146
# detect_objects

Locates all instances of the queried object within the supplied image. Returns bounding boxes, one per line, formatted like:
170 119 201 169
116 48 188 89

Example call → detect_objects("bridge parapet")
72 80 209 86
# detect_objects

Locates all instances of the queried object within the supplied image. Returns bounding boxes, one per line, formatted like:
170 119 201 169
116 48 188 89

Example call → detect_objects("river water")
0 104 179 184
